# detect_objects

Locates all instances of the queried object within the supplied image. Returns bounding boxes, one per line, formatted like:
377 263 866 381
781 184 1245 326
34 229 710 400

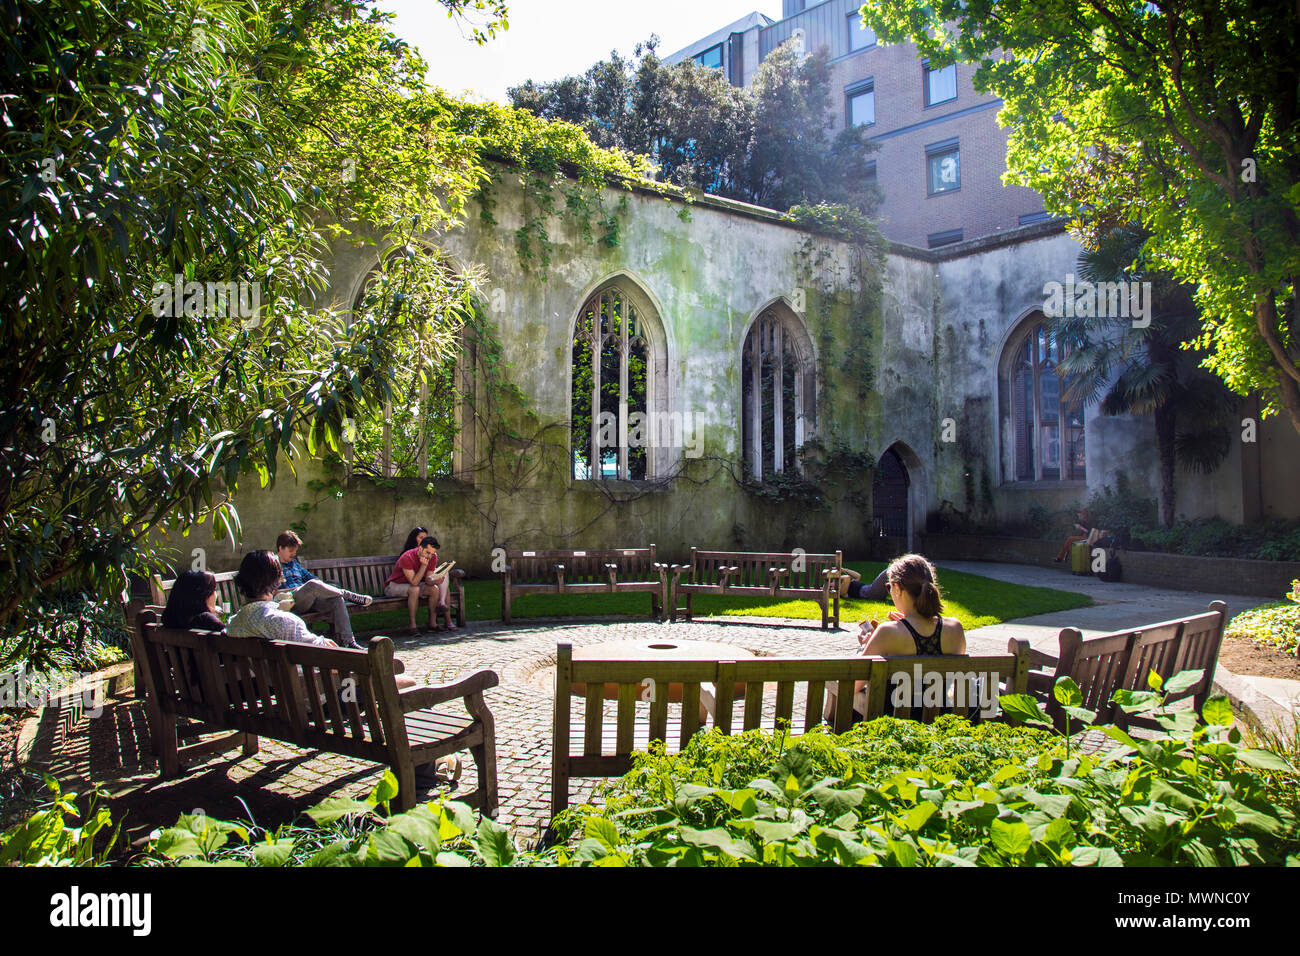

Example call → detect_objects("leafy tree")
862 1 1300 434
510 38 879 214
0 0 511 647
1053 227 1238 528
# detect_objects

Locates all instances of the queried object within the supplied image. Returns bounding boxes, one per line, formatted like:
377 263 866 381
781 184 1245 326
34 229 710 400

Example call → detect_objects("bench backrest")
1049 601 1227 730
151 571 242 612
307 555 402 597
136 610 406 763
505 546 658 585
150 554 408 610
686 548 842 589
553 638 1031 789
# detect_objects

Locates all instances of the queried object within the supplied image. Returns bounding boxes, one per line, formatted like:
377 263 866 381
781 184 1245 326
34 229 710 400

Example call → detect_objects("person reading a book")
384 536 455 633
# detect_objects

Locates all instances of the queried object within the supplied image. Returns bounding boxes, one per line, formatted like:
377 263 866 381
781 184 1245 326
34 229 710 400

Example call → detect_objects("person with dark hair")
385 536 453 634
227 551 416 690
227 551 339 647
827 554 967 722
274 530 370 649
161 569 225 633
401 527 429 554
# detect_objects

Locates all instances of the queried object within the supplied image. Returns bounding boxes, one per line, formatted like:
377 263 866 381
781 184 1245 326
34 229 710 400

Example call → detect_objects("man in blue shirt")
275 530 371 649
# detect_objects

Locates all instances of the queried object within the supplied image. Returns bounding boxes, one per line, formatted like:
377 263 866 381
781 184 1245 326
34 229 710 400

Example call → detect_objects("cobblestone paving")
30 616 860 849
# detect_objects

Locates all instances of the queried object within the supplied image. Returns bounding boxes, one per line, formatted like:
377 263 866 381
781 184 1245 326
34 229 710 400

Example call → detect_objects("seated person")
161 570 226 633
826 554 967 722
276 530 371 649
228 550 415 689
384 536 454 633
1054 509 1109 562
401 526 429 553
835 567 890 600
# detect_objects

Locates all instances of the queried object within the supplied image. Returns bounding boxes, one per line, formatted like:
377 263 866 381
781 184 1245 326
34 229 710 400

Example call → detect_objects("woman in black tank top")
839 555 967 720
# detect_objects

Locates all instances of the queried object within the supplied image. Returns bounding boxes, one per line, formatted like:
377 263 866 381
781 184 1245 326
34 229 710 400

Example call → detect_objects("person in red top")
385 536 454 633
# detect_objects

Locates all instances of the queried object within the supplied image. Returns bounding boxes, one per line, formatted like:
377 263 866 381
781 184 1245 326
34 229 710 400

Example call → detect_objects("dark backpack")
1098 553 1123 582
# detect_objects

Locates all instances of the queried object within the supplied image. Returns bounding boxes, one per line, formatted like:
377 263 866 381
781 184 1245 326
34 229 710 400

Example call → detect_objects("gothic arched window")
571 282 668 480
347 251 473 480
1002 318 1084 482
741 306 816 478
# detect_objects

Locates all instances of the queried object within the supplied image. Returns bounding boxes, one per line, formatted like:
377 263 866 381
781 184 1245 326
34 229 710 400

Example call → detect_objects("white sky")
377 0 783 104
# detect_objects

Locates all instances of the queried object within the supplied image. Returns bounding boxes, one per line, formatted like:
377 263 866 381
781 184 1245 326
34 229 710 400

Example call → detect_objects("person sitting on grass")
227 550 415 689
276 530 372 649
161 569 226 634
384 536 454 634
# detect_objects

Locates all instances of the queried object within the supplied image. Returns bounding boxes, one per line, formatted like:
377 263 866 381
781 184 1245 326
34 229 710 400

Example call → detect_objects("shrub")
0 591 130 673
545 674 1299 866
1085 472 1158 532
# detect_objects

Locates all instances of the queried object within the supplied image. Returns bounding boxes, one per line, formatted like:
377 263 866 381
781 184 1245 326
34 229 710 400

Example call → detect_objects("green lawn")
351 561 1091 634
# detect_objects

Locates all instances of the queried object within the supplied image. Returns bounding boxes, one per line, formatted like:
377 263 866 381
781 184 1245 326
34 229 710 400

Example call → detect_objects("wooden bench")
668 548 844 628
499 546 670 623
151 554 468 633
551 637 1031 816
131 609 499 814
1027 601 1229 733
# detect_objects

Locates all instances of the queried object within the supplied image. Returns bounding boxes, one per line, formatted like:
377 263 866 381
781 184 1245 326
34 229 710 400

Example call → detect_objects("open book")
429 560 455 580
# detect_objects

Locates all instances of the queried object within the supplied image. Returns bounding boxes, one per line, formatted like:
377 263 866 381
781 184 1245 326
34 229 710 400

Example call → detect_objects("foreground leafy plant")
0 776 120 866
148 771 517 867
547 672 1300 866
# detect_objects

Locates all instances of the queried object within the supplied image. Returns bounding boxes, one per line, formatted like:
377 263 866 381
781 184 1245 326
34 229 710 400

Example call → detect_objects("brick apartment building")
663 0 1049 248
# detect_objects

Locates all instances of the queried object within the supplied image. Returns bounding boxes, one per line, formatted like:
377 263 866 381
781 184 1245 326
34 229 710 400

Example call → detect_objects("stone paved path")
28 615 861 850
21 562 1290 852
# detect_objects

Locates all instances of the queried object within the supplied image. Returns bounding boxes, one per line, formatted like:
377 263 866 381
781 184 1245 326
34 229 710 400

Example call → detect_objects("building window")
695 43 723 70
926 139 960 195
349 255 471 481
570 281 670 481
923 60 957 107
927 228 963 248
846 81 874 127
1002 320 1085 482
847 12 876 52
1019 211 1053 226
864 161 877 184
742 306 816 479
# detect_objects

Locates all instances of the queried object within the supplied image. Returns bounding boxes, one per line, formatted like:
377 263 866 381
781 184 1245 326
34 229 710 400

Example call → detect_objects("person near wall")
1054 509 1106 563
276 530 371 649
161 569 226 634
401 526 429 554
385 536 455 634
826 554 967 722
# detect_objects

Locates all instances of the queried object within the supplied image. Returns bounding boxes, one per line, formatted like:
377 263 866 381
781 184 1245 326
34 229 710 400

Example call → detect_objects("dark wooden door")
872 448 909 538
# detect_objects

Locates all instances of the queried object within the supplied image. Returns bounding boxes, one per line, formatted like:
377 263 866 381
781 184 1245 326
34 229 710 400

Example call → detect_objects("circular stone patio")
21 615 860 852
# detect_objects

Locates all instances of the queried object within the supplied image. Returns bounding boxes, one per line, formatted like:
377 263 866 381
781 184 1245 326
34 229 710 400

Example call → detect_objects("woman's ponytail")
886 553 944 619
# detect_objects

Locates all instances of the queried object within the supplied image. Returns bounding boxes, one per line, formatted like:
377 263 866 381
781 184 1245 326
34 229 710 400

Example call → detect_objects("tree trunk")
1154 404 1178 529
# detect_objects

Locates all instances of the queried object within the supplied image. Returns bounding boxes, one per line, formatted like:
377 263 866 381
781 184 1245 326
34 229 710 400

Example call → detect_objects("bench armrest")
399 669 500 713
1027 647 1059 670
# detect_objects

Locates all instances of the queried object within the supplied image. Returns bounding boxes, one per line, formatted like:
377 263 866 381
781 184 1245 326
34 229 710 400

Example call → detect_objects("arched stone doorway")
873 442 925 552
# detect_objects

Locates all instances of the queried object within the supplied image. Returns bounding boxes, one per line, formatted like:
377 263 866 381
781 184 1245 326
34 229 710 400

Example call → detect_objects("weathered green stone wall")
185 171 888 574
165 170 1300 578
